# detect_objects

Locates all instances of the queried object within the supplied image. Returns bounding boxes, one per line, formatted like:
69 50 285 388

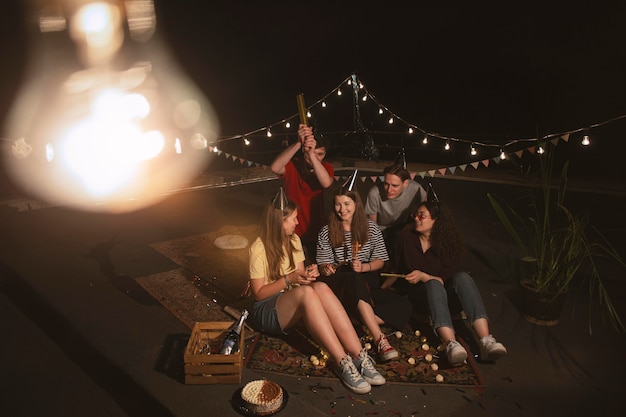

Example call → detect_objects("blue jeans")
409 271 488 330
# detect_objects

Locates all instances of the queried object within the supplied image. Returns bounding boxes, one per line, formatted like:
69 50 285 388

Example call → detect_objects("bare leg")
357 299 386 343
436 325 456 343
472 317 490 339
276 285 355 365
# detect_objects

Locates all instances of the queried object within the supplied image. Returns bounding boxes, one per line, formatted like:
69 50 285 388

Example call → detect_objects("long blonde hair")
327 188 369 248
259 200 298 281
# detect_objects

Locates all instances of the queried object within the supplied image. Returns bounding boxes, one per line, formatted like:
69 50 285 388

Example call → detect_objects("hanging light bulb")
285 121 291 129
243 137 250 146
444 141 450 151
3 0 219 213
361 95 367 102
499 148 506 160
378 107 384 115
408 127 414 134
537 145 545 154
266 128 272 137
581 134 590 146
422 134 428 144
470 144 477 156
388 117 394 124
321 101 327 108
337 89 342 96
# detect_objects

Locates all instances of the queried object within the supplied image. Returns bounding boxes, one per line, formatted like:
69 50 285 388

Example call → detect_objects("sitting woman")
386 200 507 366
316 172 412 362
248 188 385 394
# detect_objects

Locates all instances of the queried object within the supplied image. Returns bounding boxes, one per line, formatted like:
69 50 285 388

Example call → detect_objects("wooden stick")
380 273 407 278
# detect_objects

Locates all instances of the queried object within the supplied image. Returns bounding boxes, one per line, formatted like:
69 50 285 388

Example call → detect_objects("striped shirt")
316 220 389 265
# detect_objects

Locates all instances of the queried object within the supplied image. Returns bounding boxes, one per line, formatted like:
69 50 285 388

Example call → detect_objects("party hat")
341 169 359 192
392 148 407 169
426 182 439 202
272 187 289 210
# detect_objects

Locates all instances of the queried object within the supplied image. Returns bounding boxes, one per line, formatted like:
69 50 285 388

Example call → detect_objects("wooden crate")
184 321 244 384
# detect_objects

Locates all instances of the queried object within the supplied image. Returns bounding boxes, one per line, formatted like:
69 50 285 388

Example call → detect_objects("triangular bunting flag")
438 168 447 175
449 166 457 174
561 133 570 142
459 164 467 171
551 138 559 145
419 172 426 178
515 150 524 158
428 170 436 177
471 162 479 169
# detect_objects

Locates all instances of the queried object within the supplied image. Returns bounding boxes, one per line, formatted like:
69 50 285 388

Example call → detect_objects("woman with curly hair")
385 200 507 366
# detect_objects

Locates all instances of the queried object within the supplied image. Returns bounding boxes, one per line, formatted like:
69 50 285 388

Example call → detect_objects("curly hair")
418 201 464 264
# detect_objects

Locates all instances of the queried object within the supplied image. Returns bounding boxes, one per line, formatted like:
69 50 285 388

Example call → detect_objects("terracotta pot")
520 281 568 326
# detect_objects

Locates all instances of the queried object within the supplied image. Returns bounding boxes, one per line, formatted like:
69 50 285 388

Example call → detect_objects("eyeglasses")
411 212 431 221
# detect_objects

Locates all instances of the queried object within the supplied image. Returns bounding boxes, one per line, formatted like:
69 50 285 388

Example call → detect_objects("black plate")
231 385 288 416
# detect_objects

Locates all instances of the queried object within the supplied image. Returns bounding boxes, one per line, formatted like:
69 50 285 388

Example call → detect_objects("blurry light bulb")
285 122 291 128
267 128 272 137
422 135 428 144
306 110 312 118
321 101 327 108
470 145 477 156
537 145 545 154
500 148 506 160
361 95 367 102
388 117 394 124
444 141 450 151
378 107 384 115
337 89 342 96
243 138 250 146
581 134 590 146
408 127 414 134
3 1 219 212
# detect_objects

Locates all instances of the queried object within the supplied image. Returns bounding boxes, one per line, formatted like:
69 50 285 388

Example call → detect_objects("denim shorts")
250 292 289 336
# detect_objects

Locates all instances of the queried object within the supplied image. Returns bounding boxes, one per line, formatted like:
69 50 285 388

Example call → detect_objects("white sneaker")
336 355 371 394
354 349 386 386
446 339 467 366
479 335 507 362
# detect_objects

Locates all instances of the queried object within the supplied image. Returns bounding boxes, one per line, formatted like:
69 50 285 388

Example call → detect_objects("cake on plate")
240 379 284 415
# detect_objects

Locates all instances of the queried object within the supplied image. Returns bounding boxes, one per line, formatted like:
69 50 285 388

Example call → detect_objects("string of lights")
213 73 626 159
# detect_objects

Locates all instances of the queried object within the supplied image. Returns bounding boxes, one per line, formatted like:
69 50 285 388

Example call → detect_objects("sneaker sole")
340 380 371 394
362 375 386 386
480 349 507 362
380 351 399 361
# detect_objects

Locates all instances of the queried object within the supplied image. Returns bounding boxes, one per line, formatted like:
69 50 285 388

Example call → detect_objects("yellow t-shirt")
249 235 305 285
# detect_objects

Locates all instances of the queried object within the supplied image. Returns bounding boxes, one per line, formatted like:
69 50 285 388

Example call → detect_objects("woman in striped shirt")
316 179 411 362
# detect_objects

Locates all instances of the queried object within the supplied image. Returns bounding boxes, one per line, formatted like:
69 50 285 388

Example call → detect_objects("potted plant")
487 145 625 333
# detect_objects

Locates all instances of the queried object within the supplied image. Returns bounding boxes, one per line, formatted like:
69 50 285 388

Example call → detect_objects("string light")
537 145 545 154
206 73 626 163
470 144 477 156
243 137 250 146
285 122 291 129
266 128 272 137
582 134 590 146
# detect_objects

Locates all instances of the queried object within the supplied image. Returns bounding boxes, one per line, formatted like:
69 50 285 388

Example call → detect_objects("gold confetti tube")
296 93 308 125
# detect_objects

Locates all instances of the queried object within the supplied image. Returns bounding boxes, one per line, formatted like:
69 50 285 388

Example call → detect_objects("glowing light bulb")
285 122 291 128
408 127 414 134
361 95 367 102
444 142 450 151
500 149 506 160
337 89 342 96
422 135 428 144
470 145 477 156
378 107 384 115
582 135 590 146
3 1 219 212
388 117 394 124
537 145 545 154
243 138 250 146
321 101 327 108
267 129 272 137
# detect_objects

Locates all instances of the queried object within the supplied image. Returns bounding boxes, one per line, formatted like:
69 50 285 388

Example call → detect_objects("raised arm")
270 141 301 176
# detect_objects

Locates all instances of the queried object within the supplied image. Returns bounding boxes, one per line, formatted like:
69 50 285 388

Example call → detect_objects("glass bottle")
219 309 249 355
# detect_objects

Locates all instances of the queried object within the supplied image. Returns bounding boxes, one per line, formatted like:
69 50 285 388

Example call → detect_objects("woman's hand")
305 264 320 281
351 259 367 273
405 270 422 284
321 263 336 276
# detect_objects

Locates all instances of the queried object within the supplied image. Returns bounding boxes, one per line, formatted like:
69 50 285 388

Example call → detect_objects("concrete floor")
1 166 625 417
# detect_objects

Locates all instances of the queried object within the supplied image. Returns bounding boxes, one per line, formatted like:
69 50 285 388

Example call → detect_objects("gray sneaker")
479 335 507 362
446 339 467 366
336 355 371 394
354 349 386 386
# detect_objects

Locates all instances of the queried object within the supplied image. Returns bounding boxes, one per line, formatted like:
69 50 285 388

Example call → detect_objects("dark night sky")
1 1 626 175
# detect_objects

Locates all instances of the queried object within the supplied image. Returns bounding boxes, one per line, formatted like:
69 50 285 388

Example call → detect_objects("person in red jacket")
270 124 334 259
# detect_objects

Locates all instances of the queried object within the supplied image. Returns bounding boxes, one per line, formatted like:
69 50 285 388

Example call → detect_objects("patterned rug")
244 325 485 388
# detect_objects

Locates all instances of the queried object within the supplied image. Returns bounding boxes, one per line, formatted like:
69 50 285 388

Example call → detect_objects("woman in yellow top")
248 188 385 394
